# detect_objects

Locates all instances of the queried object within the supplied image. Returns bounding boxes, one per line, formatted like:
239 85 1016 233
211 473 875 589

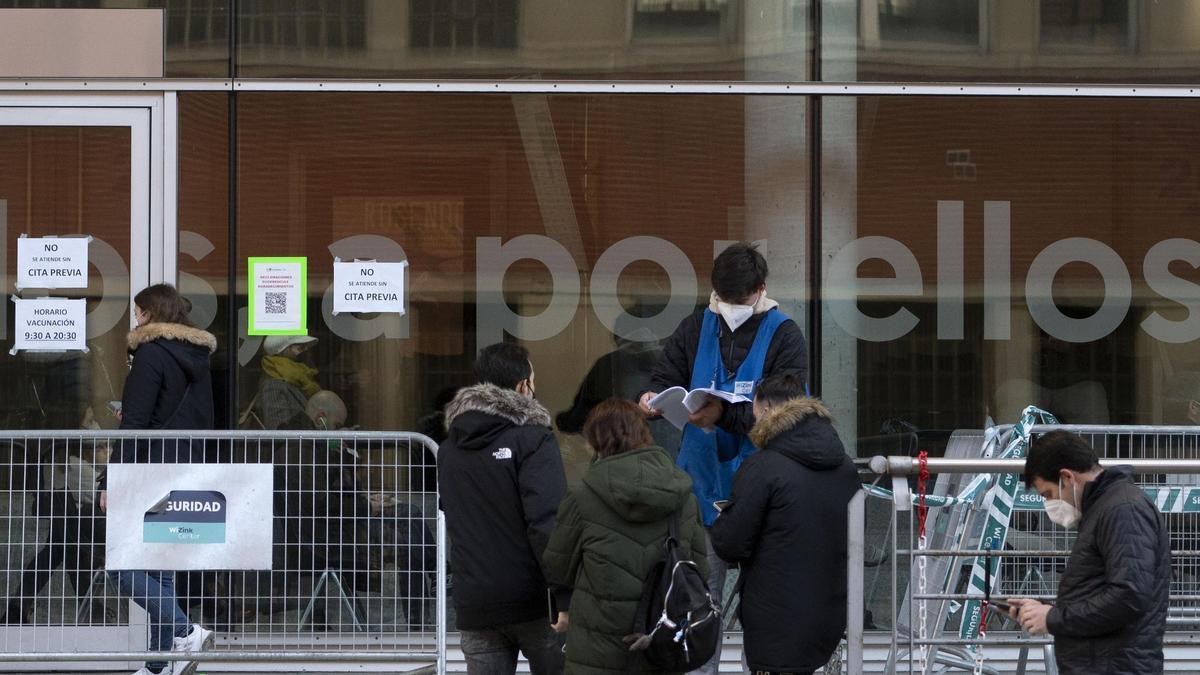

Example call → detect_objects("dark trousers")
460 617 564 675
5 505 103 621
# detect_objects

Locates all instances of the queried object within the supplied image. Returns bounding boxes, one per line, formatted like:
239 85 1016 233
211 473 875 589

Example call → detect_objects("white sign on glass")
10 297 87 354
16 236 89 289
332 260 408 315
105 463 274 571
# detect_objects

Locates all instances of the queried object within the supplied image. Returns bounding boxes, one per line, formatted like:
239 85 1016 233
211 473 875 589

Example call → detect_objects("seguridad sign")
143 490 228 544
106 463 273 571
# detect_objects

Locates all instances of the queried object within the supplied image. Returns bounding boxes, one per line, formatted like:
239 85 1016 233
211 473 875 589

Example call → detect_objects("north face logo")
493 448 513 460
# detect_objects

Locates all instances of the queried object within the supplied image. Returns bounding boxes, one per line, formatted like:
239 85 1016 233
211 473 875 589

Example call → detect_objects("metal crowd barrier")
849 424 1200 675
0 429 444 672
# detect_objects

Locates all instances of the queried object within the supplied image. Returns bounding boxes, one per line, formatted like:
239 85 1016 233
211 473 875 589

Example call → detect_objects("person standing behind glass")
98 283 216 675
638 242 807 675
252 335 320 430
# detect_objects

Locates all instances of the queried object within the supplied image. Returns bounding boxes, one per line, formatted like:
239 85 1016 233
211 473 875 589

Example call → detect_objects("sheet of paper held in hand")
649 386 749 431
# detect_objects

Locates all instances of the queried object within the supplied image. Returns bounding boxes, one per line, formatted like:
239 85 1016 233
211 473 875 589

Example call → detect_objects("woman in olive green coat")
544 398 709 675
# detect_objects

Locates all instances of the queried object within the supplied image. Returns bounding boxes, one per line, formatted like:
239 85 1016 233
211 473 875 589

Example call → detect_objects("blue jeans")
111 570 190 672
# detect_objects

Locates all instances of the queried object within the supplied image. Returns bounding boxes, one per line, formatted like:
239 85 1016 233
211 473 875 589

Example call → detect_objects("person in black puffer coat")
100 284 216 675
1009 431 1170 675
438 342 568 674
710 374 859 675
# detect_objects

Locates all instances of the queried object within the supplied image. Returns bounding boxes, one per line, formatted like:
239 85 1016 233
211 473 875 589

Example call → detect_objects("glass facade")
218 92 807 479
0 126 132 429
1 0 1200 657
821 96 1200 455
8 1 1200 81
162 91 1200 465
0 2 1195 456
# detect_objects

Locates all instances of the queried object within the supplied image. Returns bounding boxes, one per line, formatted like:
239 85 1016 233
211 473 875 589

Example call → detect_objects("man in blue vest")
639 241 808 674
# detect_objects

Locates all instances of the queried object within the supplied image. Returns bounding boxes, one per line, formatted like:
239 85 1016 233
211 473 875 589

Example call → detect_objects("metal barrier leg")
297 570 366 632
437 510 448 675
1015 645 1029 675
847 490 866 675
1043 644 1058 675
73 569 109 623
297 571 329 630
325 571 366 631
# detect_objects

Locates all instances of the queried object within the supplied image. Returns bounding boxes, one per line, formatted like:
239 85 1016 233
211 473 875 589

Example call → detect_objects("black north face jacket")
437 384 569 630
1046 466 1170 675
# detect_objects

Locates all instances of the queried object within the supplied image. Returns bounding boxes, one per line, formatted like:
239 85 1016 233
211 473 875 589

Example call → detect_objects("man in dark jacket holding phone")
438 343 568 674
710 374 858 675
1008 431 1169 675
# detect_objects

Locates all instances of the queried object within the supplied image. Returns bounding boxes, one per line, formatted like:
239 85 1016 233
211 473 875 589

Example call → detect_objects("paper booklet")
649 386 750 431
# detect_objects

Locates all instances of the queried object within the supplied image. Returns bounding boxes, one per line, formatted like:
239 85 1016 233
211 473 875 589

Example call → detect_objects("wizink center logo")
143 490 227 544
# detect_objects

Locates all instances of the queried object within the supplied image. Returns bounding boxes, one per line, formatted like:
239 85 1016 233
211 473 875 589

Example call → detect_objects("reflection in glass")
233 92 808 483
632 0 736 43
821 97 1200 457
229 0 805 79
409 0 518 51
846 1 1200 82
875 0 979 47
1040 0 1132 52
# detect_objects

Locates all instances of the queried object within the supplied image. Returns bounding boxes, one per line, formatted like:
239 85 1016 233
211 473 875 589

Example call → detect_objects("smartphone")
997 599 1052 614
547 589 558 624
713 500 731 513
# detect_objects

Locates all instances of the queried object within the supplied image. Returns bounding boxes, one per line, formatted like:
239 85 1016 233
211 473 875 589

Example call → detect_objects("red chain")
917 450 930 539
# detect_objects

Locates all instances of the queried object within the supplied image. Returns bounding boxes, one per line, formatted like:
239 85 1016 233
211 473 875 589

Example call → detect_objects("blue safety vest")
678 308 788 526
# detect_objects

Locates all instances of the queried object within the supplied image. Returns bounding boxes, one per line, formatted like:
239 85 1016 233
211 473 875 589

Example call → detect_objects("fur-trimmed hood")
127 322 216 385
708 290 780 315
444 383 552 451
750 397 847 470
127 323 217 353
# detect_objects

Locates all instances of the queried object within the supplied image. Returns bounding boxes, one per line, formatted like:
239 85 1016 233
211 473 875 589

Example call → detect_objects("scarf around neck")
261 354 321 398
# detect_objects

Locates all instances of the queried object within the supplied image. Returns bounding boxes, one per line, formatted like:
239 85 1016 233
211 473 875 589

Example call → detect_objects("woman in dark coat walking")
99 284 216 675
543 398 709 675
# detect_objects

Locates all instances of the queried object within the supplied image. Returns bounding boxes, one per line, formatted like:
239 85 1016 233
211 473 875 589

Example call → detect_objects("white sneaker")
172 624 214 653
169 624 214 675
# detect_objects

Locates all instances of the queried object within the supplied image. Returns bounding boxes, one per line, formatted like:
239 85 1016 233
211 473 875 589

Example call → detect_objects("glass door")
0 101 157 670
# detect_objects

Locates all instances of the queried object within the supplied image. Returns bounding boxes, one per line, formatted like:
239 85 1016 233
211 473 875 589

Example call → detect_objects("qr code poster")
248 257 307 335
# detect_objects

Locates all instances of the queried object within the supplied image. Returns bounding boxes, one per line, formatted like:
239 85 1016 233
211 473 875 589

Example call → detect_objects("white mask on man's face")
1044 477 1082 529
716 292 759 331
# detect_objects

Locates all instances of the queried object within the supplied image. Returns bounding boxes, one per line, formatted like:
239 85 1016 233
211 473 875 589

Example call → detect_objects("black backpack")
624 512 721 672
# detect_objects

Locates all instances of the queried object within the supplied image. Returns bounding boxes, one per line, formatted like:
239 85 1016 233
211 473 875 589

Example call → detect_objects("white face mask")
1044 478 1082 529
716 293 759 331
